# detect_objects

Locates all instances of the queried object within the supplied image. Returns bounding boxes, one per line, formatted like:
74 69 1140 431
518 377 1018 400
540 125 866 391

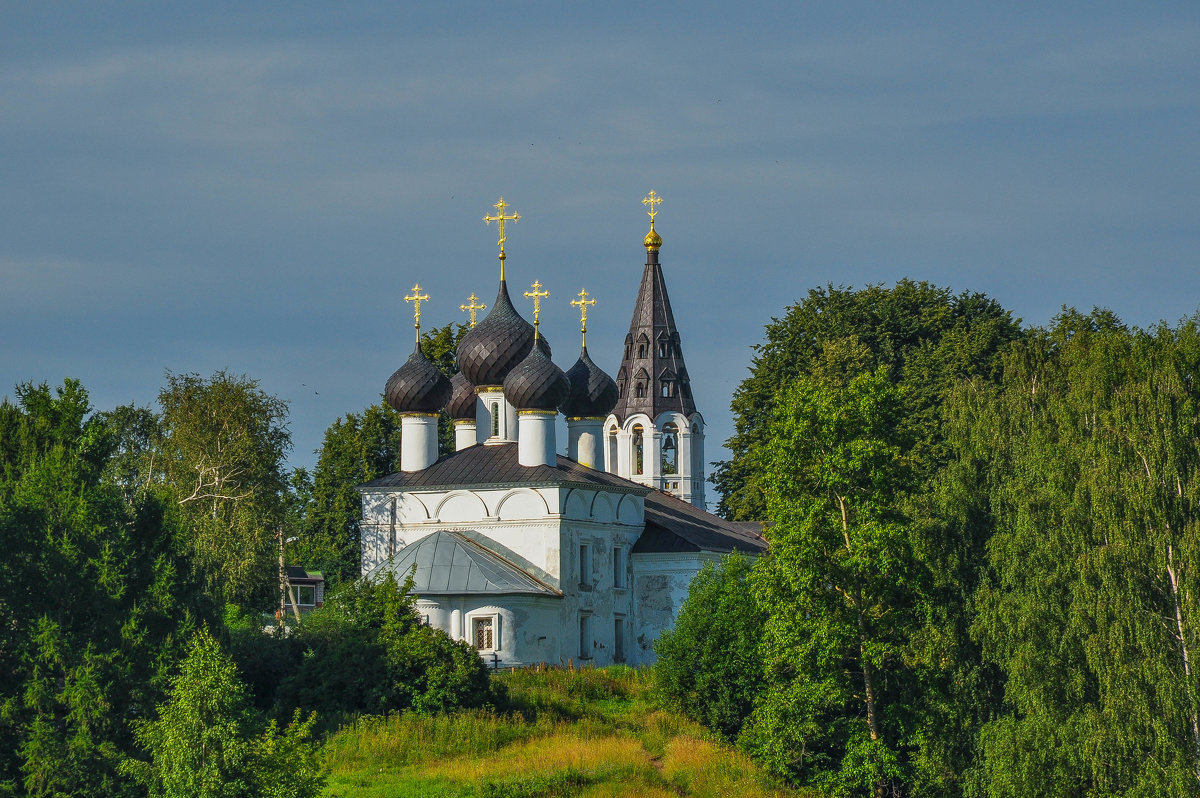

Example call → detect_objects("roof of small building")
637 491 767 554
284 566 324 582
366 529 559 596
358 443 767 555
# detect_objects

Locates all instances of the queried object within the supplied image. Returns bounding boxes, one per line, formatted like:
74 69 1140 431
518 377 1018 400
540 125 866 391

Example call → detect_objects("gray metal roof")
367 529 560 596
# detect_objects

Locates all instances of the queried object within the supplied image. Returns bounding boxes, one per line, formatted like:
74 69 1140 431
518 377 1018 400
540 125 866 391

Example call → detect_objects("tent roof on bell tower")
610 211 697 424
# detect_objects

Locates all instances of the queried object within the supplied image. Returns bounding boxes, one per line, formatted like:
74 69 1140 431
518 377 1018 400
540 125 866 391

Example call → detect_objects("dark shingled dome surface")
456 281 551 386
562 346 619 418
503 340 570 411
446 372 477 420
385 342 452 414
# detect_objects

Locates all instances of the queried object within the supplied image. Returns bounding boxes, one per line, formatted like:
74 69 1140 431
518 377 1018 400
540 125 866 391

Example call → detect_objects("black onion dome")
503 340 570 411
457 281 542 386
385 342 452 414
445 372 477 420
562 347 619 418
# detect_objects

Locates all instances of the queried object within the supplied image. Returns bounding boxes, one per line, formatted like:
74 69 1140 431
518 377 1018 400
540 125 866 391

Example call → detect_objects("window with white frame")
296 585 316 606
473 616 497 651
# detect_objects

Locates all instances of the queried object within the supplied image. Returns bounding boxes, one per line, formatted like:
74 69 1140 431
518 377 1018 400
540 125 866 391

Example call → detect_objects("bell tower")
603 192 705 507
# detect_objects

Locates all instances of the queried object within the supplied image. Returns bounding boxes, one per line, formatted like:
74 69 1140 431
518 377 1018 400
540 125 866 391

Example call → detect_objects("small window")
614 547 627 589
579 543 593 587
661 383 671 398
491 402 500 437
473 616 496 651
632 426 645 475
635 382 646 399
580 614 592 659
637 343 647 359
658 342 668 358
614 617 625 663
296 585 316 606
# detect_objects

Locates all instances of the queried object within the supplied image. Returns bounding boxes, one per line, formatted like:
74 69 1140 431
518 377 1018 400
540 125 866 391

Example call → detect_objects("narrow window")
580 614 592 659
661 423 678 475
614 547 627 588
638 343 647 359
658 341 668 358
579 543 593 587
632 425 644 475
635 382 646 398
661 383 671 398
473 617 495 650
491 401 500 437
614 617 625 663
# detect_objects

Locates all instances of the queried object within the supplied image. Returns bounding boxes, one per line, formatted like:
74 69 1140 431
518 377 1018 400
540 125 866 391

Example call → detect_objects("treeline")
662 282 1200 797
0 322 485 797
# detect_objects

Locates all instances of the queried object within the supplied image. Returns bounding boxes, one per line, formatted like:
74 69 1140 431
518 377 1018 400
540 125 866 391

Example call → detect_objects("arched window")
632 425 644 475
658 341 669 358
661 382 672 398
606 425 619 471
637 343 647 359
635 382 646 398
661 422 678 475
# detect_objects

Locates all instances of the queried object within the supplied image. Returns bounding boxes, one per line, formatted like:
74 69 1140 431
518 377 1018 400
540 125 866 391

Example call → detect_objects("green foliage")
955 310 1200 796
0 380 206 796
655 552 765 740
717 280 1022 522
743 367 922 795
270 574 495 728
158 370 292 606
126 627 323 798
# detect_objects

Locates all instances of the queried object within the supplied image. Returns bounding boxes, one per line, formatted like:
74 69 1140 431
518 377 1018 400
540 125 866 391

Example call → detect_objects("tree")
270 573 494 727
716 281 1021 521
742 367 922 796
126 627 323 798
655 551 765 740
958 310 1200 796
158 371 291 605
0 380 206 796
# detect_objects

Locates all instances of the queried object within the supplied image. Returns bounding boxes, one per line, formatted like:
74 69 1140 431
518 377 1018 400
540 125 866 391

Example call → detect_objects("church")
357 194 765 667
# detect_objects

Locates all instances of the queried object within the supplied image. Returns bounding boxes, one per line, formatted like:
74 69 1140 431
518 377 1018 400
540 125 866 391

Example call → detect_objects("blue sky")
3 2 1198 476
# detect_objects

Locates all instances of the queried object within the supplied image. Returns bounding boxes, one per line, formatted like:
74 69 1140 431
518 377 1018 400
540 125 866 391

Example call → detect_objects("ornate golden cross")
642 190 662 225
460 293 486 328
524 279 550 337
483 196 520 279
570 288 596 346
404 283 429 342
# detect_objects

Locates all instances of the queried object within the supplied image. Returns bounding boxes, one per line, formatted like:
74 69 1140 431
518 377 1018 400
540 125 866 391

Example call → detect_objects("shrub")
654 551 765 740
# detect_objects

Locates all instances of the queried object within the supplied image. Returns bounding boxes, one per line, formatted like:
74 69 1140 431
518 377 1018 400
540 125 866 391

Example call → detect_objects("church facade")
357 195 764 667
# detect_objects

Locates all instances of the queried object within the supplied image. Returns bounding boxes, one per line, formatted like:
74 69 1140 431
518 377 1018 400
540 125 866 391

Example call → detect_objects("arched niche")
563 489 591 520
496 488 550 521
434 491 488 523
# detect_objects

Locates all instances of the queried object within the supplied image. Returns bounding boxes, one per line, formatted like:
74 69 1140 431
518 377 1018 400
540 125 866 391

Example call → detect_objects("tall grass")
320 666 808 797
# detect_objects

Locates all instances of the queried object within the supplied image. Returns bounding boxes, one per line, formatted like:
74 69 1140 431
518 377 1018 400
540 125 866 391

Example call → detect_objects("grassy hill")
320 666 812 798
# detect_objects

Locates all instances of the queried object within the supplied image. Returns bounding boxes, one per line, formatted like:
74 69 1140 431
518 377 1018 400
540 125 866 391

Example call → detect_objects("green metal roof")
367 530 560 597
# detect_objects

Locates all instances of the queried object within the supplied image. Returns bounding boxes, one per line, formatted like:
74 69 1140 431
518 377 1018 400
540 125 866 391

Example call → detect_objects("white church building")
358 196 765 667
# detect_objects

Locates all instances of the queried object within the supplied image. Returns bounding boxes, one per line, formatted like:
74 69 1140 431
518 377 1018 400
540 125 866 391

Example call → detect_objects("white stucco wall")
628 550 724 666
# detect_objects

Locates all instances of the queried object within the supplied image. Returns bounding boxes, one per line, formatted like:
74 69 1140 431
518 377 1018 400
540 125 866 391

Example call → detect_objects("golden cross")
570 288 596 347
642 190 662 226
524 279 550 338
460 293 486 328
404 283 429 342
483 196 520 279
